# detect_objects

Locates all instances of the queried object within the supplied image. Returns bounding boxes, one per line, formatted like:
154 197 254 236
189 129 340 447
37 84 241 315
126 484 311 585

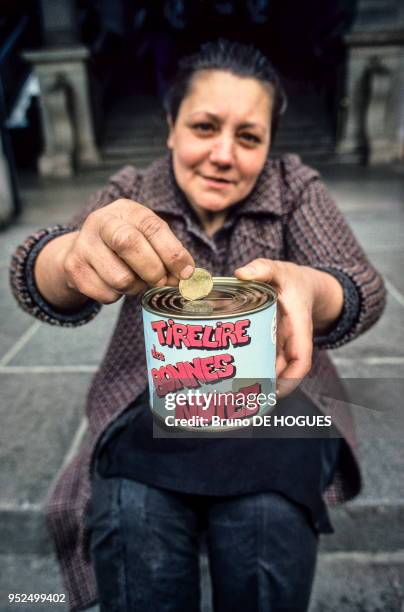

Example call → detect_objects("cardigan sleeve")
9 166 142 327
284 173 386 350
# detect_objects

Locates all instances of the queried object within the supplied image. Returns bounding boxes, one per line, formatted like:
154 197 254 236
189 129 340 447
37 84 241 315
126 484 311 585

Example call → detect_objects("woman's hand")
234 258 344 398
34 199 195 310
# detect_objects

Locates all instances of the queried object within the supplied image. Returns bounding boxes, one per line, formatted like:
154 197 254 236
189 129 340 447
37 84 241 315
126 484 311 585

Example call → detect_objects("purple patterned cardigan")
10 154 385 611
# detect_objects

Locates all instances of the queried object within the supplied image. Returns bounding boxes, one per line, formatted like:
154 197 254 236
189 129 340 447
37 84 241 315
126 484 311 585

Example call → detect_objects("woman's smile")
198 173 237 188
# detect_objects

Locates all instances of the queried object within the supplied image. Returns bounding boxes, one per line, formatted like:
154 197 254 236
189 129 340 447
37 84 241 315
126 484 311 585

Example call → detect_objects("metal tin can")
142 278 277 431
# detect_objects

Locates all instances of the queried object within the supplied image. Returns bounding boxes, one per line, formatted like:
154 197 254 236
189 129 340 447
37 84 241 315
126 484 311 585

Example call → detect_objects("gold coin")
183 300 213 315
179 268 213 301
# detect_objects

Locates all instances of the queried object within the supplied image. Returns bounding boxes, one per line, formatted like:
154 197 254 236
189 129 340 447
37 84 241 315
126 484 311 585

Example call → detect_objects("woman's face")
167 70 273 216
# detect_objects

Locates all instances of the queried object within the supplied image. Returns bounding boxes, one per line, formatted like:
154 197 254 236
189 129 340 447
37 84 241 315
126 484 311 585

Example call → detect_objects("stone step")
0 554 68 612
309 551 404 611
101 121 331 137
2 497 403 557
102 121 328 136
100 98 335 163
101 144 166 157
101 134 333 150
100 143 335 164
1 551 403 612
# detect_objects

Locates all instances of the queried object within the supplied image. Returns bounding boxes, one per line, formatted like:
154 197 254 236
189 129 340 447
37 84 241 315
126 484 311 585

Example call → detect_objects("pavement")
0 159 403 611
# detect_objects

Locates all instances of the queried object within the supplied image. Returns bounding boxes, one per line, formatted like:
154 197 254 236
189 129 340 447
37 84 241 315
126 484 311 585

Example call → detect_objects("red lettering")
151 353 235 396
183 358 205 384
200 356 219 382
219 322 236 348
199 394 217 423
172 323 190 348
234 319 251 346
176 362 200 389
165 320 174 346
175 400 199 420
201 325 219 348
226 383 261 418
215 354 235 378
151 344 165 361
150 320 251 349
173 383 263 423
186 324 203 347
151 320 167 345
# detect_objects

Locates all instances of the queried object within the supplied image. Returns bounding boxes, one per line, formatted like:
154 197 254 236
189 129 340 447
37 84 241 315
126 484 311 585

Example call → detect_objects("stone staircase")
98 86 336 169
99 95 167 169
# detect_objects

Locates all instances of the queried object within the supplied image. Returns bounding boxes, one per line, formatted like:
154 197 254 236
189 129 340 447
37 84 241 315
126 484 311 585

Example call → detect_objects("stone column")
365 56 396 164
23 0 100 177
23 47 100 177
337 48 370 163
0 79 19 224
0 133 16 224
337 31 404 164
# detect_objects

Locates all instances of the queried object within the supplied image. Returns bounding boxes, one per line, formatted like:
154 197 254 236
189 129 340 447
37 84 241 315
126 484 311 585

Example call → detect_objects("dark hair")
164 39 287 142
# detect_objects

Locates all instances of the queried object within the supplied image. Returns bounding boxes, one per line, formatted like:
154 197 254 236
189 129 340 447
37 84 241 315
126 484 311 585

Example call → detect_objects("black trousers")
87 472 325 612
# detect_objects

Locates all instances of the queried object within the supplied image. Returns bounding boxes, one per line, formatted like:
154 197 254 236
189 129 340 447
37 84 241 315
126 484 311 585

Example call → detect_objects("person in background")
10 40 385 612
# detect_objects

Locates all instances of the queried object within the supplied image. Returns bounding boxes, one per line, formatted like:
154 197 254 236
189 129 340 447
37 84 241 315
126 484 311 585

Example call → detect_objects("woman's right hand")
35 199 195 309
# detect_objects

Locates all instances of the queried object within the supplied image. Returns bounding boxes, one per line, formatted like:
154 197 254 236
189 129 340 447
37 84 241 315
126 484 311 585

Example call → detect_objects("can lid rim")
141 277 277 319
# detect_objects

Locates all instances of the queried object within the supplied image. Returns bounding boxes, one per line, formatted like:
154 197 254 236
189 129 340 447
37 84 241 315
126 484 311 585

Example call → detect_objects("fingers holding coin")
179 268 213 301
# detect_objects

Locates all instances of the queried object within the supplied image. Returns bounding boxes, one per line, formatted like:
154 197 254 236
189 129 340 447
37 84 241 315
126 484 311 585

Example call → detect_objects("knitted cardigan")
10 154 386 611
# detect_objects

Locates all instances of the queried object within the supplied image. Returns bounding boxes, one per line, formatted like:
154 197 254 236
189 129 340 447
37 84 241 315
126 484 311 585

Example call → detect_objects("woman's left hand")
234 258 343 398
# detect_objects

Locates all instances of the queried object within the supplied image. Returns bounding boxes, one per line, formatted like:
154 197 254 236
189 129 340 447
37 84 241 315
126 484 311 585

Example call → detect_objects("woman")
10 40 385 611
